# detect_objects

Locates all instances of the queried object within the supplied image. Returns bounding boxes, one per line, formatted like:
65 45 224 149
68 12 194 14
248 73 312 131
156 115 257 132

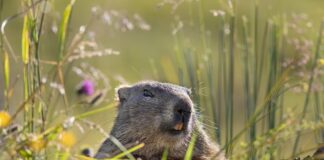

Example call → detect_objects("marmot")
95 81 225 160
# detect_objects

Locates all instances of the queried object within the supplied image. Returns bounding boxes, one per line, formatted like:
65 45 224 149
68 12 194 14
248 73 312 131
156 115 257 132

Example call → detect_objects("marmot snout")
95 81 226 160
171 98 192 132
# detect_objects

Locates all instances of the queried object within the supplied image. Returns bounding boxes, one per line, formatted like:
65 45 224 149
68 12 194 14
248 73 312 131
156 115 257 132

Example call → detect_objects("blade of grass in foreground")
22 13 31 132
22 15 29 65
2 50 10 109
58 0 75 60
3 50 9 91
161 148 168 160
75 103 115 120
185 134 197 160
111 143 144 160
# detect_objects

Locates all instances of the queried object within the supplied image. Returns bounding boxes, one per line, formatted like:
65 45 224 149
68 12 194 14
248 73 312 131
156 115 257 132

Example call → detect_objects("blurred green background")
1 0 324 158
2 0 323 81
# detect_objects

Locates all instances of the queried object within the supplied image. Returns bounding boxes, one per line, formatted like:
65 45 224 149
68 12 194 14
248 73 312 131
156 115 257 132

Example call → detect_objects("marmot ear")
116 85 130 103
184 87 192 96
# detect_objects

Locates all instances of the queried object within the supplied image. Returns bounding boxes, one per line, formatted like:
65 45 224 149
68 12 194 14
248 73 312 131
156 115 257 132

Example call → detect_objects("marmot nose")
173 99 191 130
175 98 191 113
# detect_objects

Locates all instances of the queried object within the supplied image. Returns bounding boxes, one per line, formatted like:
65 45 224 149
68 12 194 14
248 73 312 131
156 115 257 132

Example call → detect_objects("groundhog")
95 81 226 160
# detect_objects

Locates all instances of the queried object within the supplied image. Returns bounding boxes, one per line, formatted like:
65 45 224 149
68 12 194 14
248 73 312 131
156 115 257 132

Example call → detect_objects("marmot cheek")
153 116 163 129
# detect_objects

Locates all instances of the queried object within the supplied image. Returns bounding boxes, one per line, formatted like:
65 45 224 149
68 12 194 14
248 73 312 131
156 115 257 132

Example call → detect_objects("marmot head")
116 81 195 145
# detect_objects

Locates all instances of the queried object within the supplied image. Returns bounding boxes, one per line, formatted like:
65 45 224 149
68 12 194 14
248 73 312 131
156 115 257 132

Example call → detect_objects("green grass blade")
75 103 115 120
198 0 207 55
242 16 251 121
22 15 29 64
314 92 322 142
110 143 144 160
268 24 278 130
59 151 70 160
2 49 10 110
185 134 197 160
161 148 168 160
3 50 9 89
216 16 225 144
58 0 75 60
225 14 235 156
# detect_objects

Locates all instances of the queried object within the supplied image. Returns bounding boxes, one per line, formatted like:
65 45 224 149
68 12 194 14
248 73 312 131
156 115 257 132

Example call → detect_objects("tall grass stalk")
197 0 207 55
215 15 226 144
267 23 279 130
58 0 75 61
35 0 47 131
241 15 254 159
225 14 235 156
21 11 31 132
0 0 10 111
250 5 259 160
314 92 322 142
264 22 280 159
2 50 10 110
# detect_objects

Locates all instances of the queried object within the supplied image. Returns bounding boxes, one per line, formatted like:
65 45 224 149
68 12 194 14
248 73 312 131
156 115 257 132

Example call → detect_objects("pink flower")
77 80 95 96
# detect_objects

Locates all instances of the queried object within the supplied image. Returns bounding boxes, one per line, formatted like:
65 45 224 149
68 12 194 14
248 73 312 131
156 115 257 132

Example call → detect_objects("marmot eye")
143 89 154 98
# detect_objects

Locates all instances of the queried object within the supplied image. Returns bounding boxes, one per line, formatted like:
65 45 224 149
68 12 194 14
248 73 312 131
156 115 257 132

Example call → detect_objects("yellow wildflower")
29 136 46 152
0 111 11 128
59 131 76 148
318 59 324 66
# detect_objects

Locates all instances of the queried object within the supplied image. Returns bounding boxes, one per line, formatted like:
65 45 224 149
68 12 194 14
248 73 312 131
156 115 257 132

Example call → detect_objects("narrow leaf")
58 0 75 60
111 143 145 160
21 15 29 64
185 133 197 160
3 50 9 89
161 148 168 160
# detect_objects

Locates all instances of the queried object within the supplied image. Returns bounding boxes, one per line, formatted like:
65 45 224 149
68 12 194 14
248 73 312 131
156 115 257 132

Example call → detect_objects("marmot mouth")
168 122 186 135
168 129 184 135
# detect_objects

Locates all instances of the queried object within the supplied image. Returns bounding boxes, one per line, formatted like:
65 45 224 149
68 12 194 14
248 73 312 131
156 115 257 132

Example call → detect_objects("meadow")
0 0 324 159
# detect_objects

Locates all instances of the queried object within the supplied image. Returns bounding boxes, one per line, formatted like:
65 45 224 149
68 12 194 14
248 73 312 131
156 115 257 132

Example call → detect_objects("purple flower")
77 80 95 96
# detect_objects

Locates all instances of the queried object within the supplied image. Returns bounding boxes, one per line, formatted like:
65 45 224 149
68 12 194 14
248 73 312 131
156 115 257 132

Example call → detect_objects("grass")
168 0 324 159
0 0 324 159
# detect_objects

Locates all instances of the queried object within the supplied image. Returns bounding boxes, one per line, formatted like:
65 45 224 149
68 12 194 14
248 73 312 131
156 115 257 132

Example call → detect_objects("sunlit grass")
0 0 324 159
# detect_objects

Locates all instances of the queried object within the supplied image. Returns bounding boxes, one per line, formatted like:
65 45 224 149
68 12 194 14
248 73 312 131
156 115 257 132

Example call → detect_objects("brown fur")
95 81 226 160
